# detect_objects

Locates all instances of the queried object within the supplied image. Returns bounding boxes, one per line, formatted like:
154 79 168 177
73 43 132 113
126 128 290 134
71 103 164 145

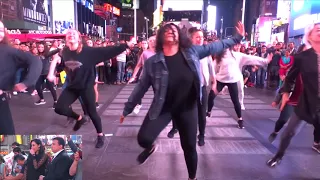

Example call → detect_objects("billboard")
206 5 216 32
289 0 320 37
122 0 133 9
77 0 94 12
277 0 291 23
52 0 75 34
257 16 273 43
162 0 203 11
22 0 49 26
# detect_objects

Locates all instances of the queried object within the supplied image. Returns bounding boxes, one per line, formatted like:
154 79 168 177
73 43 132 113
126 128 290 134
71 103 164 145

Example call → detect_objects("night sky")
140 0 239 31
104 0 245 34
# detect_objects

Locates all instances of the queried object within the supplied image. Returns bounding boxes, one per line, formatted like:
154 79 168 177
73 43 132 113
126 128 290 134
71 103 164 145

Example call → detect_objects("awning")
8 34 66 42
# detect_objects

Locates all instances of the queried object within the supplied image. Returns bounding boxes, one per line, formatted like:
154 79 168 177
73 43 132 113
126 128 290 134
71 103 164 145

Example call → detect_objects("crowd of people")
0 136 82 180
1 17 320 180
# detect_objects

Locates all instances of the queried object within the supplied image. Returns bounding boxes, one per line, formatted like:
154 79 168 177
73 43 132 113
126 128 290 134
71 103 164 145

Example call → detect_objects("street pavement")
8 84 320 180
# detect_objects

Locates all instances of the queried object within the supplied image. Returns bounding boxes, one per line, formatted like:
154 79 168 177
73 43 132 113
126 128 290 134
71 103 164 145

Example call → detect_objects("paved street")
8 84 320 180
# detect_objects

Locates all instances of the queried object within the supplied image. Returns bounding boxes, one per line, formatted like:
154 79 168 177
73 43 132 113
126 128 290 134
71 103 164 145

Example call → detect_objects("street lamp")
144 17 149 40
220 17 224 38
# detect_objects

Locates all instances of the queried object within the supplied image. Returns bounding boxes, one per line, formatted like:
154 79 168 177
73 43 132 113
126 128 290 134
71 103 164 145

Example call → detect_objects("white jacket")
213 49 269 83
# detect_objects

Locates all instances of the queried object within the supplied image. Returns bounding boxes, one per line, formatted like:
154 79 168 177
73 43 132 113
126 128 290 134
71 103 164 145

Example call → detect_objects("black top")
0 44 42 90
25 153 48 180
269 49 283 67
61 44 128 89
164 51 197 112
283 48 320 124
39 49 60 75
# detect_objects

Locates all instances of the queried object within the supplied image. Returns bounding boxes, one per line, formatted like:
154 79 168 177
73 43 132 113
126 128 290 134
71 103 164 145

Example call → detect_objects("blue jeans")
256 68 266 87
117 61 126 82
15 68 24 84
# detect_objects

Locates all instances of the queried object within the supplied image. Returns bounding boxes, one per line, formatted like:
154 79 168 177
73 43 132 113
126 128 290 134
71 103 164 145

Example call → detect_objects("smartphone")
77 150 82 159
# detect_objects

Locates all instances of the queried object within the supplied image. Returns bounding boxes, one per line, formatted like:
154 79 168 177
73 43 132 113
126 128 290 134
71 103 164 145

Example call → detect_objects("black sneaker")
312 144 320 153
96 102 100 108
167 129 178 138
52 101 57 109
83 115 91 125
137 145 157 165
206 112 211 117
198 135 205 146
35 100 46 105
95 135 105 148
266 154 283 167
65 117 75 127
73 117 87 131
268 132 278 143
238 120 244 129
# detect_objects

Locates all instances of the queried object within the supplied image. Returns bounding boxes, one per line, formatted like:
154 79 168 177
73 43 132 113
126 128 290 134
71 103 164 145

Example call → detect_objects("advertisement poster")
257 17 273 43
277 0 291 23
22 0 49 26
52 0 75 34
288 0 320 37
162 0 203 11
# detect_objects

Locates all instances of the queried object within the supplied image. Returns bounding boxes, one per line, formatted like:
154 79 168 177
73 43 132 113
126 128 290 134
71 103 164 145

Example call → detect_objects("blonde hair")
66 29 83 54
303 23 318 49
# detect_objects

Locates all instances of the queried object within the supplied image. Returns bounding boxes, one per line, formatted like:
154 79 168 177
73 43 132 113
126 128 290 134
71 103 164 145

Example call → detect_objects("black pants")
172 86 207 137
207 81 241 118
0 94 15 134
267 66 279 88
105 66 112 84
55 86 102 133
274 104 294 132
35 75 57 101
314 121 320 143
277 113 320 156
138 102 198 179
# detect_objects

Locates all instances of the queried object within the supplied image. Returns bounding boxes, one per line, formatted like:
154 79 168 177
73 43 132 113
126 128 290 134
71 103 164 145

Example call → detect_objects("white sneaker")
241 104 246 110
13 91 18 95
31 90 37 96
133 105 142 114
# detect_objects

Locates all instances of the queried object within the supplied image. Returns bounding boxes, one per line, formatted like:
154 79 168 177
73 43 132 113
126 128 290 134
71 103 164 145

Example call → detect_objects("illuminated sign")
122 0 133 8
104 3 113 13
22 0 49 26
52 0 75 34
113 7 120 16
102 3 120 16
78 0 94 12
6 29 53 34
162 0 203 11
0 151 8 155
289 0 320 37
153 6 163 28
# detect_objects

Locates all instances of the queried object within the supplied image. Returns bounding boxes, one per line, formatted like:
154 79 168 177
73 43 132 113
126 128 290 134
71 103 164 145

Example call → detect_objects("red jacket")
287 74 303 106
